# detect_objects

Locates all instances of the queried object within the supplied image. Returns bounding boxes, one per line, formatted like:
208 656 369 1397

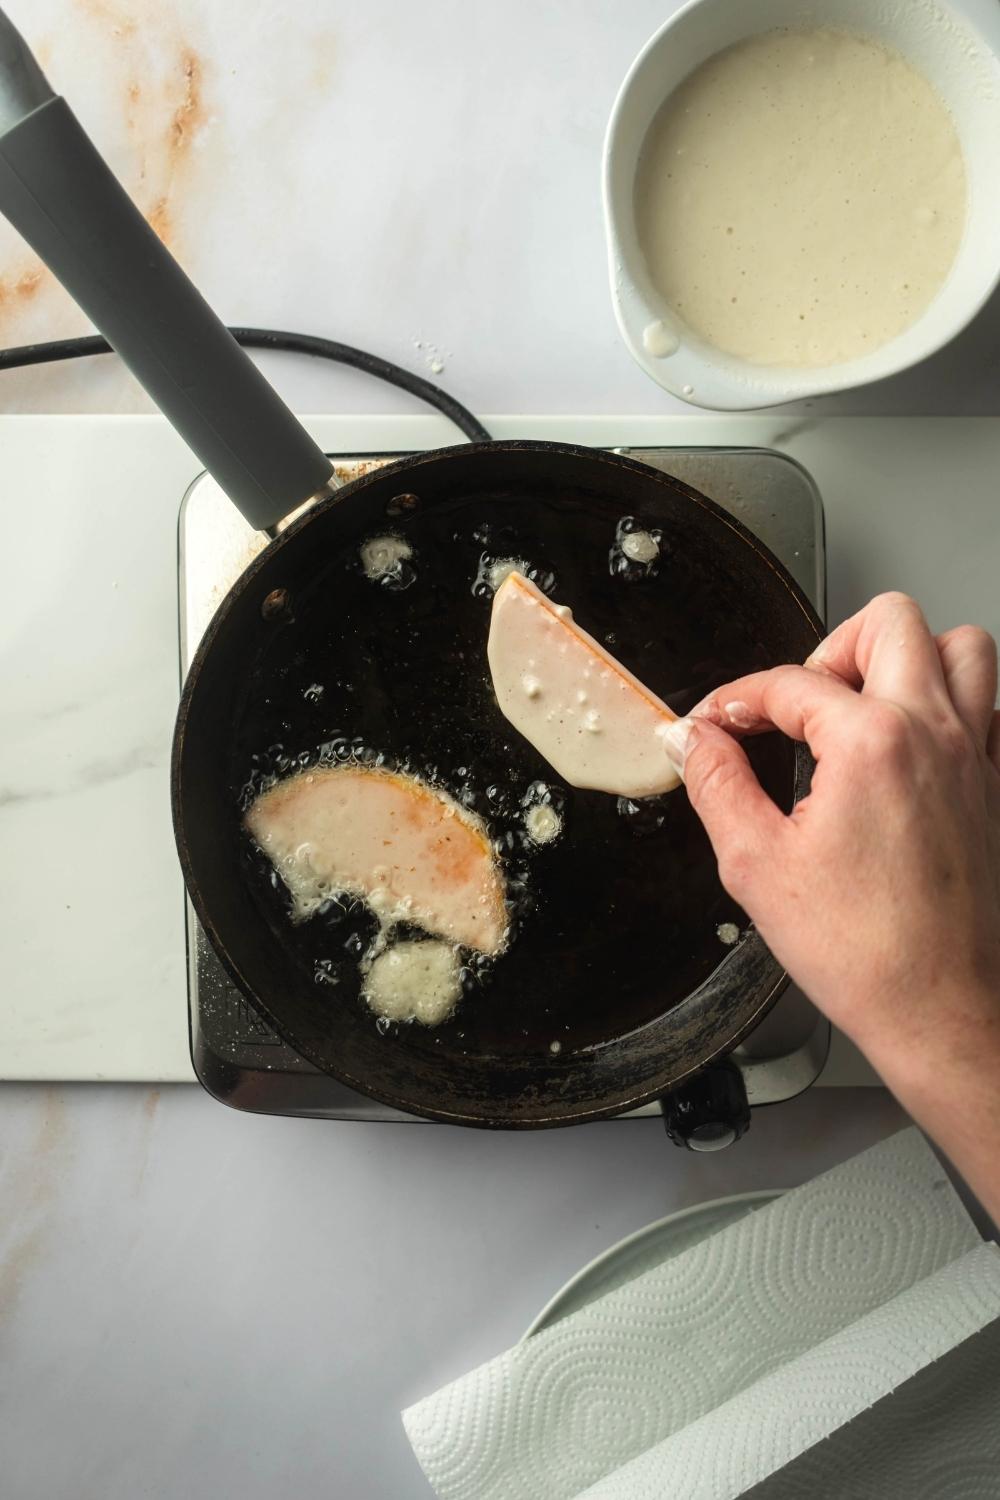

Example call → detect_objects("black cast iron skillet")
0 15 822 1126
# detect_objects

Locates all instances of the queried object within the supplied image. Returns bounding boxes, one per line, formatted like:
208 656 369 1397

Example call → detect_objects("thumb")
662 717 786 885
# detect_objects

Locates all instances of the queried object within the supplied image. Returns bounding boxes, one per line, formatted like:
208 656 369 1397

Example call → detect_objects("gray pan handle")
0 10 335 532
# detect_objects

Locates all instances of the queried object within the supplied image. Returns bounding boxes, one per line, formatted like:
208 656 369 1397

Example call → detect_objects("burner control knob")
661 1060 751 1151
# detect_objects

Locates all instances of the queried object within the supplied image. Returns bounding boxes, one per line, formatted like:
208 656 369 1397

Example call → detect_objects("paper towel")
743 1314 1000 1498
576 1243 1000 1500
403 1130 979 1500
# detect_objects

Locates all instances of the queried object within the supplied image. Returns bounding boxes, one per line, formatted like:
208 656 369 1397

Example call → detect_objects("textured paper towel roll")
743 1315 1000 1498
403 1130 978 1500
576 1243 1000 1500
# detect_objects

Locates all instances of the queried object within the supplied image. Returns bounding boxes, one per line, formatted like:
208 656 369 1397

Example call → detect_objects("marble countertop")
1 1082 916 1499
0 1 998 1495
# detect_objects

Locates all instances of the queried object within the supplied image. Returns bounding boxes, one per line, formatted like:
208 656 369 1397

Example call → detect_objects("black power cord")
0 326 492 444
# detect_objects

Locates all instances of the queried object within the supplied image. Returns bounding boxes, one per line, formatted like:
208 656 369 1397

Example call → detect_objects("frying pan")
0 15 822 1127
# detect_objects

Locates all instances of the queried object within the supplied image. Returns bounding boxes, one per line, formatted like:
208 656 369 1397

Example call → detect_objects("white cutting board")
3 415 997 1083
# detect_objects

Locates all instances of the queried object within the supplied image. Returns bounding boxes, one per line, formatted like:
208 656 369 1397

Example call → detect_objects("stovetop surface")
181 445 830 1119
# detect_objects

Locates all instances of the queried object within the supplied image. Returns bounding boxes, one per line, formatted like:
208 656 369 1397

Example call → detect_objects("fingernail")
690 696 723 725
805 639 831 667
722 699 755 730
661 716 696 778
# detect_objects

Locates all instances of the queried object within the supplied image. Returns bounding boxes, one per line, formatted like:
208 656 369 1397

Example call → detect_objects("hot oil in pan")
234 488 795 1057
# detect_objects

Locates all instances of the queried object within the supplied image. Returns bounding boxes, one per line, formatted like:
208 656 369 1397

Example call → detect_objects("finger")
988 710 1000 773
689 664 861 748
805 592 948 707
664 718 787 895
936 625 998 744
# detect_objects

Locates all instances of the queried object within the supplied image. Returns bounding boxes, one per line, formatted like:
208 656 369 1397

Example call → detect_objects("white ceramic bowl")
604 0 1000 410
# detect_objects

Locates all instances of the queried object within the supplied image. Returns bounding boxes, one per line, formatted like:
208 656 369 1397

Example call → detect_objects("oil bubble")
616 795 669 836
525 804 562 845
522 780 566 813
473 551 557 599
459 964 482 996
523 561 557 595
494 827 535 858
318 896 348 926
610 517 663 582
485 783 512 814
379 559 417 592
473 552 524 598
385 492 420 517
361 535 413 583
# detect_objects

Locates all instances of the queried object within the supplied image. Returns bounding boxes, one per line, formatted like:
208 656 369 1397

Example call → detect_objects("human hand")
661 593 1000 1216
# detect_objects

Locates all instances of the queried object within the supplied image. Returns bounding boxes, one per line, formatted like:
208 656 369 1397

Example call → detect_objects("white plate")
523 1190 782 1339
